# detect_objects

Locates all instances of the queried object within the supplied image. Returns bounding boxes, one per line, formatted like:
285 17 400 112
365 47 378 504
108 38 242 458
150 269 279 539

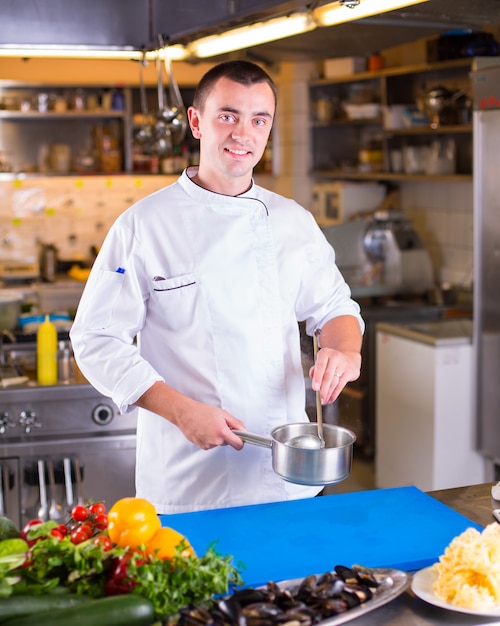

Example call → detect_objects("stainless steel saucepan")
233 422 356 486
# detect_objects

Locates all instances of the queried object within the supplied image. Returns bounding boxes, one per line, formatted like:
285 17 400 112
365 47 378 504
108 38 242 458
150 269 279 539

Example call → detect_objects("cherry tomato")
57 524 69 537
70 526 89 545
93 535 112 551
50 528 64 541
20 519 43 540
71 505 89 521
94 513 108 530
79 523 94 539
88 502 106 516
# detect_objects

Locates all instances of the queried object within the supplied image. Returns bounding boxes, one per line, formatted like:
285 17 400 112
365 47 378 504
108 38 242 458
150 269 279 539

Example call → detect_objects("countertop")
376 318 473 347
347 483 500 626
164 483 500 625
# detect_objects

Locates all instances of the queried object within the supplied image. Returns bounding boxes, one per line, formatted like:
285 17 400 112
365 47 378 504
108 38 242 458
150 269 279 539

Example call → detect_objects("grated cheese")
432 523 500 609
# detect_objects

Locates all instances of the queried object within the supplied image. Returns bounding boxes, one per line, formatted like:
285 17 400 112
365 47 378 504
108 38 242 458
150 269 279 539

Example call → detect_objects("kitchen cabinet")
0 84 132 175
309 58 481 183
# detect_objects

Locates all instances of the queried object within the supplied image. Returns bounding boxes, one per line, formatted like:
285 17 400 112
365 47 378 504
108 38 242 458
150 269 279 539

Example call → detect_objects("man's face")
188 76 275 194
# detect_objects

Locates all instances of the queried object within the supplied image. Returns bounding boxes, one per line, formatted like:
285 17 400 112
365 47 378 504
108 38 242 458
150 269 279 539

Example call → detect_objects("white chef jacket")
70 168 364 514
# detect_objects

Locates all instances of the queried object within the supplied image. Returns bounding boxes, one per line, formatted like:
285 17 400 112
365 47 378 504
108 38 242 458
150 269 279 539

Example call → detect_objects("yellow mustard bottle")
37 314 58 385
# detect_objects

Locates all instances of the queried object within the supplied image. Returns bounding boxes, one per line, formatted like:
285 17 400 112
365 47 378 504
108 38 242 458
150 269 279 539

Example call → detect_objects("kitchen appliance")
311 181 386 225
39 243 58 283
0 260 39 283
0 359 137 527
471 64 500 480
322 210 434 299
234 423 355 486
315 211 440 458
0 291 23 331
375 319 484 491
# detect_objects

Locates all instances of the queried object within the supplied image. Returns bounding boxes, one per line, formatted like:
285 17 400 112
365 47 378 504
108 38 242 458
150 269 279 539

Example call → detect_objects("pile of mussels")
167 565 381 626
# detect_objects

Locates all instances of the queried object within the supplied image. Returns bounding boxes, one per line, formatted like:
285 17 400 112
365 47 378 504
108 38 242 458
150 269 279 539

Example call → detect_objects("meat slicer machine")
322 210 435 298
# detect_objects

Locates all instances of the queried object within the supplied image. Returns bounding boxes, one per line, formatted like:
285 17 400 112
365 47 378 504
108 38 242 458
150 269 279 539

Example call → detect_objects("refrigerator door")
472 65 500 463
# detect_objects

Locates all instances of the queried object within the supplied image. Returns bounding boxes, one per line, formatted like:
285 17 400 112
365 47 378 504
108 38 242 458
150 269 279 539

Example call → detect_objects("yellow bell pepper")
107 497 161 549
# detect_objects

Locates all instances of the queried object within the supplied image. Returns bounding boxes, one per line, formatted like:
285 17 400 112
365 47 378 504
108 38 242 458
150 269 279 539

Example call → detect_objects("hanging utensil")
47 459 62 521
134 52 154 151
153 53 173 156
63 457 74 510
37 459 48 521
163 50 187 146
153 35 187 154
287 329 326 449
73 457 84 506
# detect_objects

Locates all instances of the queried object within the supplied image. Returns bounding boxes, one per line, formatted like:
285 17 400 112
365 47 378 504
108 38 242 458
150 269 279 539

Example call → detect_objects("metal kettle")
417 85 467 128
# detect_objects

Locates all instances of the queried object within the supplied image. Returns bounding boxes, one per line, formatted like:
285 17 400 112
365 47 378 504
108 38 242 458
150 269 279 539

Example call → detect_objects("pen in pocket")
115 267 126 274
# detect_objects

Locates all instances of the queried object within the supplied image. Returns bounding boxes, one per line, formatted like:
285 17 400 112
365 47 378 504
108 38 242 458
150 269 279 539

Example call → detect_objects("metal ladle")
153 35 187 155
134 52 154 151
288 329 325 449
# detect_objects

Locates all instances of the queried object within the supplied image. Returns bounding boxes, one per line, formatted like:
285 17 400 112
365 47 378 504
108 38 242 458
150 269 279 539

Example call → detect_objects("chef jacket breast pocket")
151 273 198 332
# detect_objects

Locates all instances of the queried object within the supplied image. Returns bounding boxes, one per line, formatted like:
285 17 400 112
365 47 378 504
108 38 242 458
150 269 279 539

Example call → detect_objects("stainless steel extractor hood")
0 0 498 62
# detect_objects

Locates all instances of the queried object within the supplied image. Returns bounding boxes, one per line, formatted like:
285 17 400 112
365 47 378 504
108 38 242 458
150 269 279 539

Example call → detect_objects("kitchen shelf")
0 110 126 120
310 57 475 88
313 169 473 182
384 124 472 136
309 57 480 183
0 83 132 174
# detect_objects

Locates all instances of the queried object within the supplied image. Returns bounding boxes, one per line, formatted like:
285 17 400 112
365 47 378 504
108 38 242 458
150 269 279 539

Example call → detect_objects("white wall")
400 180 474 289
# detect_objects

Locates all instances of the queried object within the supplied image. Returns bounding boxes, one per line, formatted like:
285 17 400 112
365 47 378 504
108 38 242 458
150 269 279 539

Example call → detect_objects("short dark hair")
193 60 277 111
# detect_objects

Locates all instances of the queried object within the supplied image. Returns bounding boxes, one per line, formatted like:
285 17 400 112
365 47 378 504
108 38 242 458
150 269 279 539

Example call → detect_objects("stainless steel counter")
347 483 500 626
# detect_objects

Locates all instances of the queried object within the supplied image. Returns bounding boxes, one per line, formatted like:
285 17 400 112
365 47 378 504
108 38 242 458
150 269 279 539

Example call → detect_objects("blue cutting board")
159 486 482 587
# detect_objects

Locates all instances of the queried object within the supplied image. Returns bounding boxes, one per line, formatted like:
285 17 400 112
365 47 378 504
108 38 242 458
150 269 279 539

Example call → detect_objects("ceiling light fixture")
314 0 429 27
188 12 316 58
0 43 187 61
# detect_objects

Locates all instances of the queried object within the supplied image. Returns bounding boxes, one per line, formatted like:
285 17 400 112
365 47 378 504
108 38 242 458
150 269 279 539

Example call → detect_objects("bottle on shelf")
37 315 58 386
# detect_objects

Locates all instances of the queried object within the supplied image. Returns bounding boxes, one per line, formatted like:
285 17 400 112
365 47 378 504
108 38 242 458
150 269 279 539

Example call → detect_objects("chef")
70 60 364 514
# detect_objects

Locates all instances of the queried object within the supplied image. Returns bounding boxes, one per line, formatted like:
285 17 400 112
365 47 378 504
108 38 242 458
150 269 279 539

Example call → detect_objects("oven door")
0 433 136 528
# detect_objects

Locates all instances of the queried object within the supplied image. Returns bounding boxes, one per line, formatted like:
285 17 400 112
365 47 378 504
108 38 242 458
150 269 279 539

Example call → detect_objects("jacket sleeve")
70 216 164 414
294 211 365 337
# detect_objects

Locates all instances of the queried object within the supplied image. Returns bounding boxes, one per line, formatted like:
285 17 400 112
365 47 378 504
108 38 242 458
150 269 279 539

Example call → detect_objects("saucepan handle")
232 429 273 449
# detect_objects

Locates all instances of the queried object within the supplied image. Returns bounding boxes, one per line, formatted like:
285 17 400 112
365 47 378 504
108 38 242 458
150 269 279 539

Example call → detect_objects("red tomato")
71 505 89 521
88 503 106 516
94 513 108 530
57 524 69 537
79 523 93 539
50 528 64 541
20 519 43 540
93 535 112 551
70 526 90 544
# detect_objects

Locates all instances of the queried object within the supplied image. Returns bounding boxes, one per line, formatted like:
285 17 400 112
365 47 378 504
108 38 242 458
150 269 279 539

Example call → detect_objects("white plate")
273 567 411 626
412 566 500 617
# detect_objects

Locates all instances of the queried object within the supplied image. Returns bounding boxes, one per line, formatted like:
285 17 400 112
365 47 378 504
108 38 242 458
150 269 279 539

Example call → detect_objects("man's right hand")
136 381 245 450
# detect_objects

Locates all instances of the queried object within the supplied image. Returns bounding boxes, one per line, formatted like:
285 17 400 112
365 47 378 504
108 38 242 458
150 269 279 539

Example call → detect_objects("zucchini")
3 594 155 626
0 593 91 623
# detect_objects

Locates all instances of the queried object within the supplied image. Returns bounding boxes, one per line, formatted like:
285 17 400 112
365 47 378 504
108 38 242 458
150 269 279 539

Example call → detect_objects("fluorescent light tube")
314 0 429 27
189 13 316 58
0 44 187 61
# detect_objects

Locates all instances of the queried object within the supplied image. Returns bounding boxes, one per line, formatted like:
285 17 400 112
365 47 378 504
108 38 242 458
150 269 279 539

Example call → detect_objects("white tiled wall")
399 180 474 288
0 175 175 265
